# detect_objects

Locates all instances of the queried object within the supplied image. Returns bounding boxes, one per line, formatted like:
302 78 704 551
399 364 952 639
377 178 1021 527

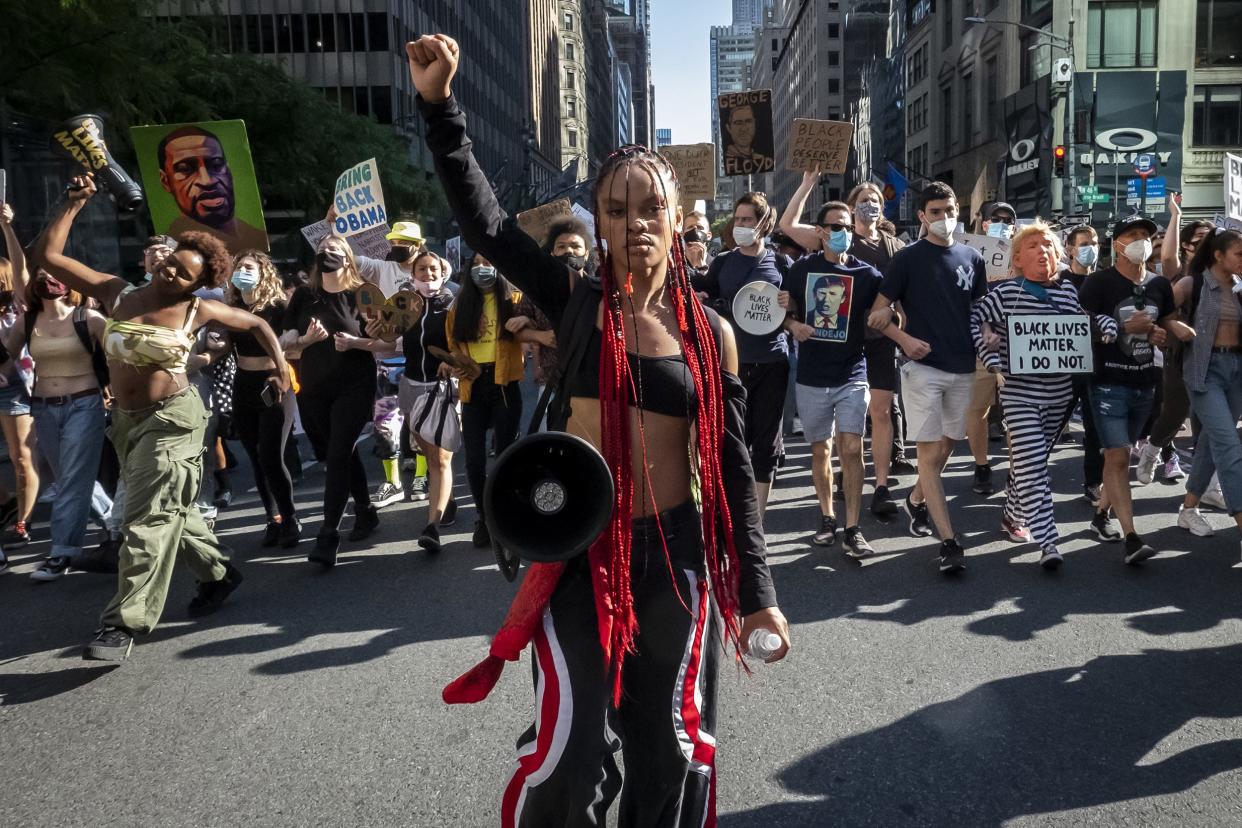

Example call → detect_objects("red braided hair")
589 146 745 704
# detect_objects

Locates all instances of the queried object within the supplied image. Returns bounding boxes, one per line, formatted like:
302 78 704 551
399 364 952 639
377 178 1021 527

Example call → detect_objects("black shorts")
864 336 898 393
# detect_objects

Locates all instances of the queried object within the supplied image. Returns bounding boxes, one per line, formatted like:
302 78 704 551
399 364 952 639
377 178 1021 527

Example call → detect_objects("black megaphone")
484 432 615 569
52 114 144 213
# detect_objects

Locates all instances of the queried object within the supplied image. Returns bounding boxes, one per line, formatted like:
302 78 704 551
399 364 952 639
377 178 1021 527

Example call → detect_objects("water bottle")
747 629 781 661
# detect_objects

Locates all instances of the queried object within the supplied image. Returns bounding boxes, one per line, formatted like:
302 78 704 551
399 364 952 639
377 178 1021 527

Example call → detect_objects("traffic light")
1054 145 1067 177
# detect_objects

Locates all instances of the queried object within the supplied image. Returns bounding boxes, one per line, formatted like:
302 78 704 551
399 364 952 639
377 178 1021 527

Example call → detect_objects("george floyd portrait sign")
130 119 268 253
717 90 775 177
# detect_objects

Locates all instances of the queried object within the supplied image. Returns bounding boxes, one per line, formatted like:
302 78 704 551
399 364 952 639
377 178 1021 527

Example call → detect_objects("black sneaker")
472 519 491 548
2 522 31 550
441 498 459 528
418 523 441 553
213 485 233 510
812 515 837 547
187 562 244 617
890 455 917 476
279 517 302 549
1039 546 1064 570
83 626 134 662
870 486 898 519
261 520 281 548
74 535 121 574
309 531 339 568
30 556 72 582
939 538 966 573
1123 533 1157 565
0 496 17 531
1083 483 1101 508
348 505 380 541
410 476 429 503
972 464 994 496
843 526 875 559
1091 511 1122 542
905 493 933 538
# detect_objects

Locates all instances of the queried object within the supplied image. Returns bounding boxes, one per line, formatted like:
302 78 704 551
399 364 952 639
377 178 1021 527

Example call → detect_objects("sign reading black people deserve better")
717 90 775 177
1006 314 1093 375
130 119 268 254
333 158 388 237
787 119 854 175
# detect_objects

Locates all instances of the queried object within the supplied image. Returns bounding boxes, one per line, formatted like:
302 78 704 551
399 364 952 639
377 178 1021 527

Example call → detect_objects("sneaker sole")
1040 555 1063 570
844 545 874 559
812 535 837 547
972 486 994 496
84 639 133 662
1124 547 1157 565
939 557 965 573
30 570 67 582
905 505 933 538
1091 525 1122 543
1002 528 1033 544
417 536 442 553
373 494 404 508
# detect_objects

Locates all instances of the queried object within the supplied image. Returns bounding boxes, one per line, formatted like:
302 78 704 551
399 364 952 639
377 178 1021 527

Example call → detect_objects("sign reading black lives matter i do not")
1007 314 1093 375
718 90 775 177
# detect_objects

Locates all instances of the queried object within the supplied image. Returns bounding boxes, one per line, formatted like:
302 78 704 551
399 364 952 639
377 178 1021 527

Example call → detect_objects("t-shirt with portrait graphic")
785 254 884 388
1076 266 1174 387
880 239 988 374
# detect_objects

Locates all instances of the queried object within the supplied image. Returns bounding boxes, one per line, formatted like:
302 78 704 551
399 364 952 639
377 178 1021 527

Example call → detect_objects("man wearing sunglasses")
983 201 1017 240
1078 214 1196 564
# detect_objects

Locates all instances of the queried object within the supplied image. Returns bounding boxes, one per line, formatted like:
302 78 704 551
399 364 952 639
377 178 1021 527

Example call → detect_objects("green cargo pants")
101 387 229 634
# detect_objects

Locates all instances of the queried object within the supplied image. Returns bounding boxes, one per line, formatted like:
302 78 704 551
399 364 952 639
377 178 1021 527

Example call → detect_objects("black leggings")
297 382 374 535
461 366 522 522
234 368 296 521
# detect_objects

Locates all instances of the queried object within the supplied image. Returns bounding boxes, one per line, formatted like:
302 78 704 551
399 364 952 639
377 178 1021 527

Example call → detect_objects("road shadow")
722 643 1242 827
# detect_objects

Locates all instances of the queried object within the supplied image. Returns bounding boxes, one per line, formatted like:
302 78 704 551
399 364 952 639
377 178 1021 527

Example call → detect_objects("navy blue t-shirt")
786 254 884 387
880 239 987 374
704 248 789 363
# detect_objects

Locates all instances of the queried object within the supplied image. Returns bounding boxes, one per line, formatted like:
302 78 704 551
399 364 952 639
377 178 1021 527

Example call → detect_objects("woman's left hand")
740 607 791 663
334 332 358 352
505 315 532 334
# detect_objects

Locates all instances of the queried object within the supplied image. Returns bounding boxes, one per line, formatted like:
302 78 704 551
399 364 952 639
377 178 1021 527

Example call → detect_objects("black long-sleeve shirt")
419 93 776 614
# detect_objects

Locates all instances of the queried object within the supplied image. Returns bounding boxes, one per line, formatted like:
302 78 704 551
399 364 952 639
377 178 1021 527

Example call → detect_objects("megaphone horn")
483 432 615 565
52 114 145 213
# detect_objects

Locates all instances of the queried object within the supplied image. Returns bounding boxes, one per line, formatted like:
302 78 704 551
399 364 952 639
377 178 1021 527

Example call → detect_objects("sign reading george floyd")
787 119 855 175
333 158 388 238
717 90 775 177
1007 314 1094 375
659 143 717 201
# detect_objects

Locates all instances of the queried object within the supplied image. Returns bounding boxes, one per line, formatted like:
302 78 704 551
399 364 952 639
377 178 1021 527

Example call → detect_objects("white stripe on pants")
1003 402 1063 550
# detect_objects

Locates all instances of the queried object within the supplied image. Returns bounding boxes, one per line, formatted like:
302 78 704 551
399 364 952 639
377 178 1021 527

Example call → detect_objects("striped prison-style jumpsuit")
970 278 1118 555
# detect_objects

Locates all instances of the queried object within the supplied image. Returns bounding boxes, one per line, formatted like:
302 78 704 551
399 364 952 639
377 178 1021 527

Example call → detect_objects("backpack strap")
72 306 111 391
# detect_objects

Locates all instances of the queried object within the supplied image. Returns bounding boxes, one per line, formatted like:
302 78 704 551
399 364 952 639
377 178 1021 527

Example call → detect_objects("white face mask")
413 279 441 298
732 226 759 248
1121 238 1153 265
928 217 958 239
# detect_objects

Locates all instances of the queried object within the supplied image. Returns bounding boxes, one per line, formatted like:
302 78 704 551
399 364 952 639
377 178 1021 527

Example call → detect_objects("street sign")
1127 176 1166 199
1077 184 1099 196
1134 154 1157 177
1082 193 1110 204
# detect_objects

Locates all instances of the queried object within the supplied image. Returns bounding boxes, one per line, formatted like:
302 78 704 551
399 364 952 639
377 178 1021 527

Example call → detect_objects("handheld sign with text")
1226 153 1242 224
334 158 388 237
301 219 397 280
787 119 855 175
355 283 424 341
516 199 572 245
960 233 1012 282
718 90 775 177
660 143 717 201
1007 314 1093 375
731 281 783 336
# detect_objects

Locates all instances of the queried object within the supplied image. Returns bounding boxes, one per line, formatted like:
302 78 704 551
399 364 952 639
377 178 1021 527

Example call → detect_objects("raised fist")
406 34 460 103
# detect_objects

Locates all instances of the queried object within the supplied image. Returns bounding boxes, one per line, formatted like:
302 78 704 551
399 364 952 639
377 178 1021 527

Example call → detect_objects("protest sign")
130 119 268 253
516 199 572 244
718 90 775 176
571 202 596 243
1227 153 1242 221
787 119 854 175
960 232 1012 281
731 281 783 336
333 158 387 238
1007 314 1093 375
0 168 6 206
355 283 425 341
660 143 717 201
300 219 394 263
445 236 462 275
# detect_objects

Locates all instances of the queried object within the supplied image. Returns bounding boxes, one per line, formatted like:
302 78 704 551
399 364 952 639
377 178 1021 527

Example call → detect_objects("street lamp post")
965 16 1077 219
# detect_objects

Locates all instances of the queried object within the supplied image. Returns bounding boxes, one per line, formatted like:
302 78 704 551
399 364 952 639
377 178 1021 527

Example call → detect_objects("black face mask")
385 245 413 263
683 228 708 246
316 250 345 273
556 252 587 271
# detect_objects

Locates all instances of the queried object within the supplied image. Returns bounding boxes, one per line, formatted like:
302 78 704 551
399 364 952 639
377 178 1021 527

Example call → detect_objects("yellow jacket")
445 295 528 403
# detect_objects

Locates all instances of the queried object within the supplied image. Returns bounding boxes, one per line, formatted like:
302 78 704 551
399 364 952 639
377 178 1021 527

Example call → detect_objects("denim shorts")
0 380 31 417
795 381 869 442
1089 383 1155 450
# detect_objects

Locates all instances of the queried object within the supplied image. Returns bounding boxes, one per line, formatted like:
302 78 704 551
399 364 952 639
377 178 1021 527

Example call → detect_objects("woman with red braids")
410 34 790 826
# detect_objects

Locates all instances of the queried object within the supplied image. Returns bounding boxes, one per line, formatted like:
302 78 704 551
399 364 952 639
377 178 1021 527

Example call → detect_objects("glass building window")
1196 0 1242 66
1086 1 1158 68
564 11 574 30
1193 85 1242 145
368 13 389 51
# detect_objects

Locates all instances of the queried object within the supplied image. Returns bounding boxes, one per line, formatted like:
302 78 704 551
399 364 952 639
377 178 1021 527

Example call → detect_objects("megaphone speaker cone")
484 432 614 564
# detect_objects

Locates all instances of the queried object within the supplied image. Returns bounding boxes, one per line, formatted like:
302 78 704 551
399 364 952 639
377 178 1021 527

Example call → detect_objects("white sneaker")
1135 442 1161 485
372 482 404 508
1131 437 1148 459
1177 506 1215 537
1162 454 1186 481
1200 476 1227 510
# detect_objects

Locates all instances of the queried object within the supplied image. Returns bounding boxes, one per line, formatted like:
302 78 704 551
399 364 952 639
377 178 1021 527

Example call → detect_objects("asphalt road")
2 427 1241 827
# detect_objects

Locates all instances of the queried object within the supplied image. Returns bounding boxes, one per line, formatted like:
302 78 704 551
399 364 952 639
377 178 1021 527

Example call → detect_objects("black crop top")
232 302 285 358
568 329 698 419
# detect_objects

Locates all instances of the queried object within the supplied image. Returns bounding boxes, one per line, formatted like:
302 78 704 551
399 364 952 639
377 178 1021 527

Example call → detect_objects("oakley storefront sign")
1079 128 1173 167
1007 138 1040 176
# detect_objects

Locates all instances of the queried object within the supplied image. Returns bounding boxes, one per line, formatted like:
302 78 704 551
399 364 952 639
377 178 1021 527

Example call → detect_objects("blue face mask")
1075 245 1099 267
826 228 852 254
231 270 259 291
471 265 497 289
987 221 1011 239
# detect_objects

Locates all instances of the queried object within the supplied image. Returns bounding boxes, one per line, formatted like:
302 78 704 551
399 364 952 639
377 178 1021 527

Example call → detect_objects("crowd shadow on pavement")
721 643 1242 827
